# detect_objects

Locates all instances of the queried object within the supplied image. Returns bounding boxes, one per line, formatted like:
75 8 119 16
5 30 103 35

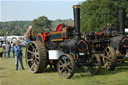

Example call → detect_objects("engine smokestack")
73 5 81 36
119 8 126 34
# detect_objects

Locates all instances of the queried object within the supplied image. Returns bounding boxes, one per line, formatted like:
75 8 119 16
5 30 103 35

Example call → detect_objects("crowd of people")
1 40 24 70
2 41 12 58
2 41 18 58
0 26 32 70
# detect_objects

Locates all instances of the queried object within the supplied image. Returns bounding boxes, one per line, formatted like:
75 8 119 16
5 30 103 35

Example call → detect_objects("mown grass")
0 47 128 85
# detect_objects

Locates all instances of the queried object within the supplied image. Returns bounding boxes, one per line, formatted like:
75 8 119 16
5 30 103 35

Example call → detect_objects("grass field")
0 48 128 85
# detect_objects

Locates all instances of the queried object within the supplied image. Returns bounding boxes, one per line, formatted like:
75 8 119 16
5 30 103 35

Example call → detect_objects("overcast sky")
0 0 85 22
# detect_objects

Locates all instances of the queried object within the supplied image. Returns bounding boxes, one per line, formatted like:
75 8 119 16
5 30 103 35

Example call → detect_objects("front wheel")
57 54 75 79
103 46 117 70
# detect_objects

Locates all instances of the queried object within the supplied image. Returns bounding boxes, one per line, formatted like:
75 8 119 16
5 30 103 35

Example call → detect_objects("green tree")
81 0 128 33
32 16 52 33
0 21 32 36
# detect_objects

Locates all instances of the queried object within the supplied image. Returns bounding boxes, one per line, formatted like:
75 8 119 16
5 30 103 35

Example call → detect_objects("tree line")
81 0 128 32
0 19 73 36
0 0 128 36
0 21 32 36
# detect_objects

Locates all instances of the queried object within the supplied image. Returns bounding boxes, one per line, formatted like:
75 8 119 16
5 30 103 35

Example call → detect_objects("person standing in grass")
8 41 11 58
14 41 24 70
5 41 11 58
12 43 16 58
2 41 6 57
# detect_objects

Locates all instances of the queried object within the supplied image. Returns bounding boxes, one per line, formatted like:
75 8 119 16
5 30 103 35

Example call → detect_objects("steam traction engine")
85 8 128 70
104 8 128 68
25 5 101 79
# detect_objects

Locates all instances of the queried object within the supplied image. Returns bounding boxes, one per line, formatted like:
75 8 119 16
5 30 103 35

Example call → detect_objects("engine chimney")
73 5 81 36
119 8 126 34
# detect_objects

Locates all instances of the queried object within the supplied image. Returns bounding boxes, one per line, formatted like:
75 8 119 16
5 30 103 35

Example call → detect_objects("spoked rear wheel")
26 41 47 73
88 54 101 75
103 46 117 70
57 54 75 79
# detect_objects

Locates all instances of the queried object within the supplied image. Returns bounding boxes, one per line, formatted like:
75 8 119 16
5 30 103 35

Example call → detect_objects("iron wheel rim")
57 54 75 79
26 42 40 73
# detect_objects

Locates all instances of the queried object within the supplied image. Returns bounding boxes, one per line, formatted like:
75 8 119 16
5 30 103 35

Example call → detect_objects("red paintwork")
98 32 103 35
41 24 65 41
42 32 50 41
56 24 64 32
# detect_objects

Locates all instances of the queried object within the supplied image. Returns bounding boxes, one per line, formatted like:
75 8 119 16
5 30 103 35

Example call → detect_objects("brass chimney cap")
73 5 80 8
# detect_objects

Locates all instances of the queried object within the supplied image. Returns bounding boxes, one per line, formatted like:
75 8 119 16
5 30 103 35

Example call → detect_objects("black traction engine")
85 8 128 70
25 5 101 79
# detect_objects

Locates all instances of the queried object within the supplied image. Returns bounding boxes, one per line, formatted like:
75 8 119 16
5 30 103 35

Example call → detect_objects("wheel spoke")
67 62 72 68
31 63 35 71
59 65 63 68
34 64 38 71
27 50 34 55
35 60 39 65
60 60 63 65
27 59 33 62
62 56 67 63
67 68 72 73
62 70 69 78
30 43 34 48
103 55 107 58
67 62 71 66
66 59 70 64
60 68 65 72
59 61 63 67
63 70 67 74
31 63 38 71
106 52 109 56
35 57 40 60
30 43 36 50
107 58 113 61
108 52 112 57
105 62 111 68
